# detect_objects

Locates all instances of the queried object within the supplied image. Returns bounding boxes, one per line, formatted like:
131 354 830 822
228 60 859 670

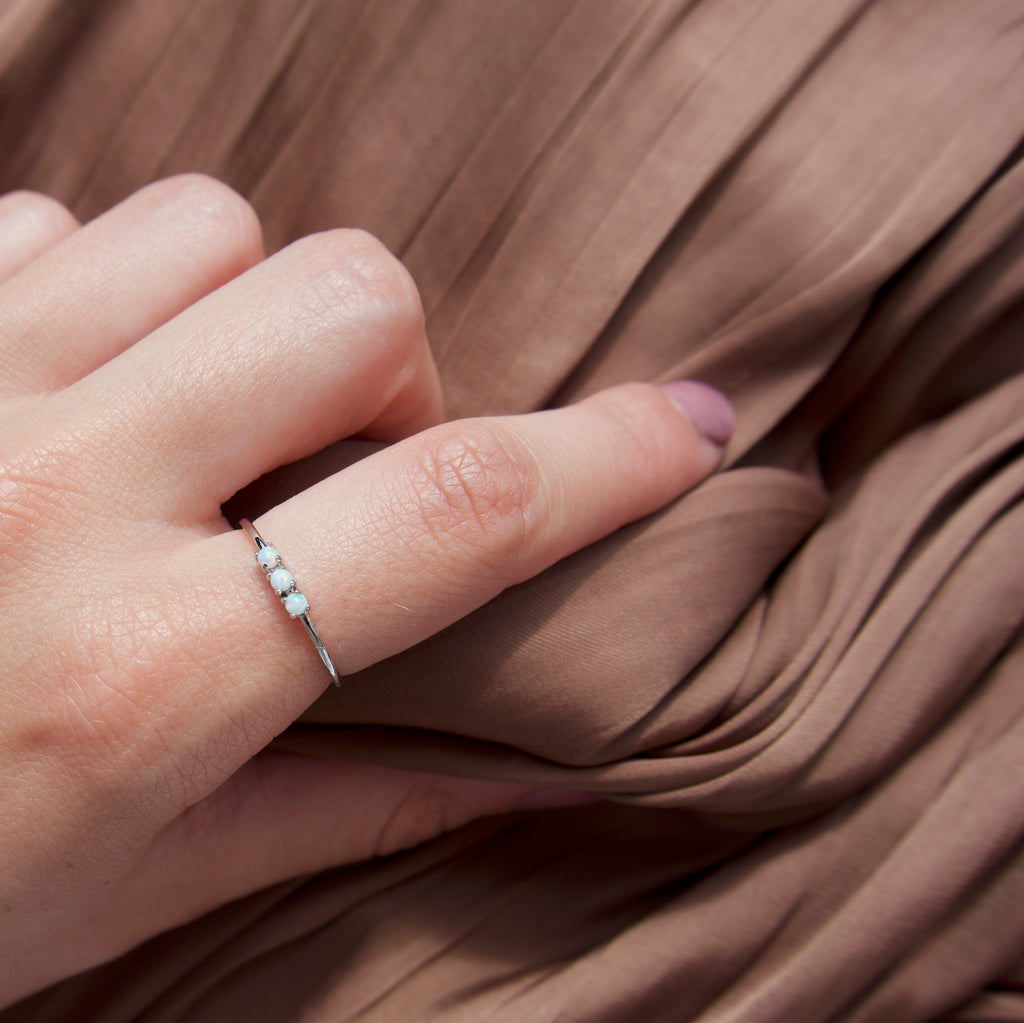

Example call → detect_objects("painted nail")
514 788 602 811
659 380 736 448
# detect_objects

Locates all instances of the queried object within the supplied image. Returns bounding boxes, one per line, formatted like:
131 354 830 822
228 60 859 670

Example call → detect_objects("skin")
0 175 730 1007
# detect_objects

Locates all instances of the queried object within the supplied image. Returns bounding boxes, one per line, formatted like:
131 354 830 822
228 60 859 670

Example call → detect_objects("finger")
140 754 538 925
0 174 263 396
66 228 443 523
0 191 78 284
255 382 733 670
143 381 732 798
271 379 734 659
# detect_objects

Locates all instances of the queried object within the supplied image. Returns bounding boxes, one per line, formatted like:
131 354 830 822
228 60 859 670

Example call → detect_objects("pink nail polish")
659 380 736 447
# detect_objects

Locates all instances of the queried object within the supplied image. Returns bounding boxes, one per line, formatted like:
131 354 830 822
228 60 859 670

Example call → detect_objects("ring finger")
153 381 733 797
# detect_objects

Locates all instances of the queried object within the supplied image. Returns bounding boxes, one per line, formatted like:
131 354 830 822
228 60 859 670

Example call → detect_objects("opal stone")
269 568 293 594
284 592 308 617
257 545 281 570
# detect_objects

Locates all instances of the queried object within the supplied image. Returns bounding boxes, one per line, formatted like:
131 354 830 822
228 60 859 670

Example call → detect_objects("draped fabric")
3 1 1024 1019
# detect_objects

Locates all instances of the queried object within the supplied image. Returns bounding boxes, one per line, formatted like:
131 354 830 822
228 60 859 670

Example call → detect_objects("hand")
0 176 734 1006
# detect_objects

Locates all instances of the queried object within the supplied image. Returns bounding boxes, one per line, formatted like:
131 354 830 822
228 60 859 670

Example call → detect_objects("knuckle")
0 189 77 236
0 188 43 209
145 173 262 257
11 637 152 802
60 590 261 809
291 229 424 351
148 171 234 208
34 598 237 812
405 423 540 566
49 598 176 754
0 428 88 553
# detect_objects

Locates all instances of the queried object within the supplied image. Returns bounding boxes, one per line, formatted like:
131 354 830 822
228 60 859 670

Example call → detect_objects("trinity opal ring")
240 519 340 685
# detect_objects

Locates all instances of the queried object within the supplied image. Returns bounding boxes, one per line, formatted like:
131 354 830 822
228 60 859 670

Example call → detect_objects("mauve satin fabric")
2 1 1024 1020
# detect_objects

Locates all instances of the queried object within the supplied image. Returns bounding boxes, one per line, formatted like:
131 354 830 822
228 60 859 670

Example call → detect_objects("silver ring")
240 519 340 686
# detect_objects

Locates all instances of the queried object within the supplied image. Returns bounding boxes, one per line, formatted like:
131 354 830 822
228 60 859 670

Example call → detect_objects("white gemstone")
268 567 293 594
284 591 308 617
256 545 281 570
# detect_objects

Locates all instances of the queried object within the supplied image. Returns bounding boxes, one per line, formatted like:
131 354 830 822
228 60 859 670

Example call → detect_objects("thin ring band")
240 519 340 686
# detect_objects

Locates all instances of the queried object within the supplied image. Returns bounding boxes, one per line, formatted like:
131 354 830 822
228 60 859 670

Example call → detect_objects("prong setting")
240 519 340 685
254 548 307 613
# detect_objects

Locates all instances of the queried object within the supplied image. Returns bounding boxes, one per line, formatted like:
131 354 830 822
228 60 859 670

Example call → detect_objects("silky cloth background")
2 1 1024 1020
